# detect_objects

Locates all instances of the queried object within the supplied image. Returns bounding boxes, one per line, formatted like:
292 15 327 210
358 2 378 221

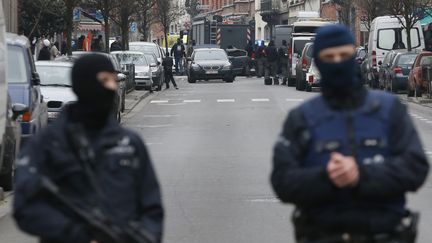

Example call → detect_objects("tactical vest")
299 90 405 215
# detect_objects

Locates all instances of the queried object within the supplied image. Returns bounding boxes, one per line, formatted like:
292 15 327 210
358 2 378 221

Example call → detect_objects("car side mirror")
150 63 157 67
117 73 127 82
12 103 28 120
378 61 383 66
31 72 41 85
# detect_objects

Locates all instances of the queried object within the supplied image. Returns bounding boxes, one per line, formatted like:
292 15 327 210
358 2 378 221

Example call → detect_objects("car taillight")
394 66 402 74
302 58 308 69
288 47 293 63
308 75 314 83
21 111 31 122
372 50 377 67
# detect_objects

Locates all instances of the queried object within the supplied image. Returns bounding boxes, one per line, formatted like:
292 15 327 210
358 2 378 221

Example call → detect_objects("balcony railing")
260 0 280 14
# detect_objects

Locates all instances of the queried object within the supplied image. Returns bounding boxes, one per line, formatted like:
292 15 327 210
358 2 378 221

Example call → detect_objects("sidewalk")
399 94 432 108
123 90 151 115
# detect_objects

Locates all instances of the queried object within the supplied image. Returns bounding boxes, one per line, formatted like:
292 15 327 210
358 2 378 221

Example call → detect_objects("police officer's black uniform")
13 54 164 243
271 25 429 243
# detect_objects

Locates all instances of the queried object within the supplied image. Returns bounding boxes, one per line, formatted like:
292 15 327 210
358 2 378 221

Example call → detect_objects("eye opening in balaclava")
313 24 360 93
71 53 117 127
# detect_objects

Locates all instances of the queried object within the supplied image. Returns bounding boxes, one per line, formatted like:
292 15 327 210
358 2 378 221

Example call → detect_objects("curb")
399 95 432 108
122 90 151 117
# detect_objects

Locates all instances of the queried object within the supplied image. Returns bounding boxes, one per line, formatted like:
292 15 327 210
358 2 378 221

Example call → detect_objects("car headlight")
222 64 232 70
192 64 200 70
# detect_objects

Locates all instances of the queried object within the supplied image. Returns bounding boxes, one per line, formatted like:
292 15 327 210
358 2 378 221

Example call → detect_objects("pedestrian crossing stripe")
217 99 235 103
252 98 270 102
150 100 169 104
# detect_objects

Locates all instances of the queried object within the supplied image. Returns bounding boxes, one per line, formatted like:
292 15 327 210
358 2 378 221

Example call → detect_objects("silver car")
112 51 153 90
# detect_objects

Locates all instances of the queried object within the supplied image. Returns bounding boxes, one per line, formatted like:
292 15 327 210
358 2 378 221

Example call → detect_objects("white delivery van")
367 16 425 85
289 35 315 85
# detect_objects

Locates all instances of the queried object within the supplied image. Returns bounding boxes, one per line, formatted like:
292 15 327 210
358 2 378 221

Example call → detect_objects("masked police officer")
13 54 164 243
271 25 429 243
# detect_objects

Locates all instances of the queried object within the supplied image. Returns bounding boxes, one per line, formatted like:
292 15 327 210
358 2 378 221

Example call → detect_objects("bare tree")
155 0 184 53
65 0 81 55
355 0 389 31
83 0 118 52
136 0 158 41
110 0 139 50
387 0 432 51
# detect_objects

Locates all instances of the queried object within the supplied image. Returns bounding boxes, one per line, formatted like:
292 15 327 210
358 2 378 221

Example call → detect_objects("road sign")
130 22 137 33
73 8 81 22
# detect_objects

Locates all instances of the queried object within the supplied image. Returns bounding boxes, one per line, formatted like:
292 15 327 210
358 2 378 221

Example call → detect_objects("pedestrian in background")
245 40 255 77
264 40 279 85
278 40 289 85
272 24 429 243
163 52 178 90
91 35 104 52
13 54 164 243
171 38 186 75
255 41 266 78
50 41 59 59
38 39 51 61
110 36 122 52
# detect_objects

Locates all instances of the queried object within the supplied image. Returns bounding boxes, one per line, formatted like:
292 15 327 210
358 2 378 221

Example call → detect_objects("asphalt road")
1 77 432 243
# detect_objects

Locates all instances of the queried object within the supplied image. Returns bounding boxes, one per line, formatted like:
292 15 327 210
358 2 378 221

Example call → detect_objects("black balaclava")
71 54 116 129
313 24 365 109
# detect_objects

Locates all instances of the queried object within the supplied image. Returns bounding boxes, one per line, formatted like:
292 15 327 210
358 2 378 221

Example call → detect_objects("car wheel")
288 77 295 87
0 149 14 191
306 84 312 92
157 84 162 91
225 77 234 83
188 76 196 83
415 84 423 97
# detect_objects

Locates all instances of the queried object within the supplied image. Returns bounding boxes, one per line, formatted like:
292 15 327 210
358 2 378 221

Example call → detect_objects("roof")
292 21 332 27
6 33 30 47
194 48 224 51
111 51 145 55
35 61 73 67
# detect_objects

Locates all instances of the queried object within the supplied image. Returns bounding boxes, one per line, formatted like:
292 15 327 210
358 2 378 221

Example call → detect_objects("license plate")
206 70 218 74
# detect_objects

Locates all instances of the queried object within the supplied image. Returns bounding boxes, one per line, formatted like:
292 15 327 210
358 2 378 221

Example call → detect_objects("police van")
366 16 425 88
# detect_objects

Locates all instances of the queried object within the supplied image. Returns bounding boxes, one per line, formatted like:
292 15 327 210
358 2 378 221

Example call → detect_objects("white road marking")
145 142 164 146
217 99 235 103
426 121 432 124
132 124 173 128
425 151 432 155
416 116 424 119
183 100 201 103
252 98 270 102
142 115 179 118
158 103 187 106
249 198 280 203
419 118 429 121
286 98 304 102
150 100 169 104
410 113 420 117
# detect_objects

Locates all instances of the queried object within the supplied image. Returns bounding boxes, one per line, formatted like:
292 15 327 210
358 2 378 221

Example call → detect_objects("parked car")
366 16 425 89
360 56 370 85
382 52 417 93
35 61 76 122
187 48 234 83
7 33 48 145
112 51 153 92
129 42 164 64
143 52 164 91
378 50 405 89
0 8 27 190
408 51 432 97
226 48 250 76
305 59 321 92
295 42 314 91
356 46 367 64
288 35 315 86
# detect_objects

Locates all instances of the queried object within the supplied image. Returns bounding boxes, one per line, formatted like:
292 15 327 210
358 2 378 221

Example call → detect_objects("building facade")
3 0 18 33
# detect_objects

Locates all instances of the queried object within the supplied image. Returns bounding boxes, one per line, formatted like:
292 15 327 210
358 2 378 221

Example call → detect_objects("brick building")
3 0 18 33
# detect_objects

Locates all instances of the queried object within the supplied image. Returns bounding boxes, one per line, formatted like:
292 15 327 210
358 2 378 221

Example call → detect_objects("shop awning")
78 23 103 31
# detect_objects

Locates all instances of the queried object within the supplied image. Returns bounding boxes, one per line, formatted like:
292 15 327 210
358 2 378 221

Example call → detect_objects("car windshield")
144 54 157 64
227 50 247 57
194 50 227 61
37 66 72 86
115 53 149 66
397 54 417 65
7 45 29 84
130 44 160 58
294 40 312 55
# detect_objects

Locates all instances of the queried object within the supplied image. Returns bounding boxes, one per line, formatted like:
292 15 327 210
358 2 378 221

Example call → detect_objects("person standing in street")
163 52 178 90
50 41 59 59
245 40 255 77
38 39 51 61
271 25 429 243
255 41 266 78
171 38 185 75
264 40 279 85
110 36 122 52
278 40 289 85
13 54 164 243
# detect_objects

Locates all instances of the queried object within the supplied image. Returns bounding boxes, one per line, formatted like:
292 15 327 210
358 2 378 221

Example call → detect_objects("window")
293 40 312 55
377 28 421 51
397 54 417 65
7 46 29 84
420 55 432 66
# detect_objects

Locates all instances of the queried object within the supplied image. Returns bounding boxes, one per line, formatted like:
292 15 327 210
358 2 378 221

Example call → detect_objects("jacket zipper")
346 112 357 157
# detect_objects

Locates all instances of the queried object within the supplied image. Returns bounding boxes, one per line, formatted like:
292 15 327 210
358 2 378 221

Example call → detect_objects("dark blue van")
6 33 48 145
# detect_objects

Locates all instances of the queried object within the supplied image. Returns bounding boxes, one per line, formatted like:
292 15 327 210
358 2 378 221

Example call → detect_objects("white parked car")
305 59 321 92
